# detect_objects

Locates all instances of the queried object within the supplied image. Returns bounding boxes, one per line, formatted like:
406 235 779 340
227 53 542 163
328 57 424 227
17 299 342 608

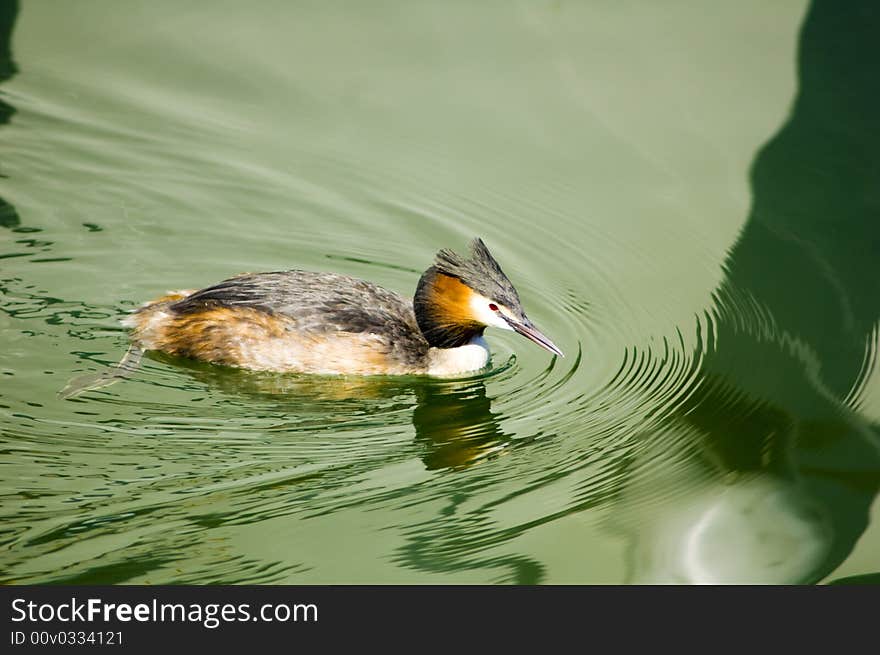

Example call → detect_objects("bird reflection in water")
412 379 510 470
156 353 510 472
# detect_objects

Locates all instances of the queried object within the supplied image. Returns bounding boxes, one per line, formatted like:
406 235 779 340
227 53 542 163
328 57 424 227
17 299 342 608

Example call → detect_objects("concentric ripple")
3 0 878 586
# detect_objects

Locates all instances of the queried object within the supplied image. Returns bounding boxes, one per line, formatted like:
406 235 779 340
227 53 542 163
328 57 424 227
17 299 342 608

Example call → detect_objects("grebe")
62 238 561 396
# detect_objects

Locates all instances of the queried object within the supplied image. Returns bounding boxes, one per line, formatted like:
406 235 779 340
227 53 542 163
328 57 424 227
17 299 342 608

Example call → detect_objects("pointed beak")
502 316 564 357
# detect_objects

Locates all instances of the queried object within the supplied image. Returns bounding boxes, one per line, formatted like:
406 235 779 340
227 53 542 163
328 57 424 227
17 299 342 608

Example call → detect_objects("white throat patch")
427 336 491 376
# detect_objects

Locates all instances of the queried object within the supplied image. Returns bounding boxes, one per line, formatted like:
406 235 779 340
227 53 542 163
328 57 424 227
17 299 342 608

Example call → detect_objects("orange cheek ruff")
428 273 479 328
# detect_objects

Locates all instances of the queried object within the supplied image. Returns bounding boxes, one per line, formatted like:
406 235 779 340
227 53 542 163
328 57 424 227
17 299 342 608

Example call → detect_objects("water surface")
1 0 878 584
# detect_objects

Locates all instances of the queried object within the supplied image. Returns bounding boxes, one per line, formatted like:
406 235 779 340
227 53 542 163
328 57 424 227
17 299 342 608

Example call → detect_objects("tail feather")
59 344 144 400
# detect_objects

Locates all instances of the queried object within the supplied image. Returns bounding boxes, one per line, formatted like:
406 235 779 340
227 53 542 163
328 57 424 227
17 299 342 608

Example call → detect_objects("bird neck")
414 267 485 348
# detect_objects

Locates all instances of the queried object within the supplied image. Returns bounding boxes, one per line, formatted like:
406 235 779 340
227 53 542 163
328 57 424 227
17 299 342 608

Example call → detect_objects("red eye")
488 303 499 311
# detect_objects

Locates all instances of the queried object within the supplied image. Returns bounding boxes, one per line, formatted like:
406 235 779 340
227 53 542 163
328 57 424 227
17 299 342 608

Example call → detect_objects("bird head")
414 238 563 357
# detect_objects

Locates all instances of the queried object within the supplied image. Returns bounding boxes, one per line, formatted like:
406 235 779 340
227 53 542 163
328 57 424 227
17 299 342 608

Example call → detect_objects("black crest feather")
432 238 521 309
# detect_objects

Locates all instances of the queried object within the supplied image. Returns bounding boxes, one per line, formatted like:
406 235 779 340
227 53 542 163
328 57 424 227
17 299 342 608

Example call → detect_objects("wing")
170 270 429 363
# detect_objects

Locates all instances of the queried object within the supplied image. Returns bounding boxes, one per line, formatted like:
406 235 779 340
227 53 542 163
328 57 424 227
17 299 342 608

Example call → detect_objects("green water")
1 0 878 584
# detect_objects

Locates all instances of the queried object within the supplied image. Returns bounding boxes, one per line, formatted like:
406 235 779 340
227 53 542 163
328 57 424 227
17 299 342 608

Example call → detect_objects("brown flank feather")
145 306 290 367
126 295 415 374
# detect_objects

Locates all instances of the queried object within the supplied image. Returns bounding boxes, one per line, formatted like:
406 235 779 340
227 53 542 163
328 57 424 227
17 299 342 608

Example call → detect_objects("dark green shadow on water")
0 1 20 228
827 572 880 586
670 0 880 583
0 0 17 125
